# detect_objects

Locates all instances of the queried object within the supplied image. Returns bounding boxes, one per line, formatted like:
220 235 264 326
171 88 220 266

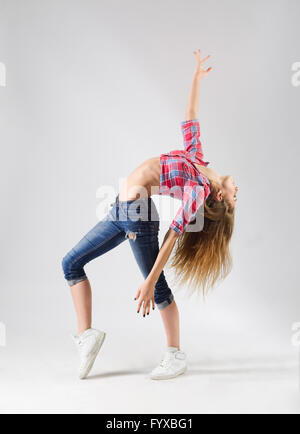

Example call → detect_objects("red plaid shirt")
159 119 211 235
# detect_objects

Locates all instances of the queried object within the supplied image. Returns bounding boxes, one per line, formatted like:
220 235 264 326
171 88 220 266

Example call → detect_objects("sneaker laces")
72 335 83 346
159 351 175 368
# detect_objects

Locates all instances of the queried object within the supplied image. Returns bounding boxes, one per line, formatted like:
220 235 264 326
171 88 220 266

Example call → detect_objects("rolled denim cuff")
156 293 174 311
66 276 88 287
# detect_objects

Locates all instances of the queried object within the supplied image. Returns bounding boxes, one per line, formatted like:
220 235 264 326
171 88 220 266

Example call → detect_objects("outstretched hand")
193 48 212 79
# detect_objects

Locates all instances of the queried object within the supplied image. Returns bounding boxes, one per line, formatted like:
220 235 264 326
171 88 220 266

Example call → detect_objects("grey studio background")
0 0 300 414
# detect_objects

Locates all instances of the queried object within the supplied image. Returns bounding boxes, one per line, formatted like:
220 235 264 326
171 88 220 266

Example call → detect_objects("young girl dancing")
62 49 238 380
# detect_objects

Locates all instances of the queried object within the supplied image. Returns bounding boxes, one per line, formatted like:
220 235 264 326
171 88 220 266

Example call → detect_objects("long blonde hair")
169 181 235 297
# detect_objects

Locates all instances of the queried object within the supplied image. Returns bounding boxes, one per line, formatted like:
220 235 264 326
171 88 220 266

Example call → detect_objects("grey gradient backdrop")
0 0 300 389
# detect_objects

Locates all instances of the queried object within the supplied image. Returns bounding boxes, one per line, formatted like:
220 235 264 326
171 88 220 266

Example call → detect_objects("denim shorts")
62 194 174 311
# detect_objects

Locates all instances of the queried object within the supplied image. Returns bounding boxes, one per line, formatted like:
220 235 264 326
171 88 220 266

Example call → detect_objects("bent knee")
62 251 87 286
62 253 71 275
62 250 77 277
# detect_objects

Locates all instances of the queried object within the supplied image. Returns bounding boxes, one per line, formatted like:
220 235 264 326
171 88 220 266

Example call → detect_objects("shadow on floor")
87 369 146 380
88 355 298 380
186 356 298 376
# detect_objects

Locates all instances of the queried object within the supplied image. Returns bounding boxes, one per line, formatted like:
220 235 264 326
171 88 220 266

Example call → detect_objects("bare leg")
159 300 180 350
70 278 92 335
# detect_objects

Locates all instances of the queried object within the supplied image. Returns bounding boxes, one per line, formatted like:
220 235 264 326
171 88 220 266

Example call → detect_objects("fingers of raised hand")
204 66 212 75
193 49 211 65
193 48 201 60
201 55 211 64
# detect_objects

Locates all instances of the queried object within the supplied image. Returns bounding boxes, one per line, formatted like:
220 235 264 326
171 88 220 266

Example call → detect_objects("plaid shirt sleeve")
181 118 206 160
169 182 205 235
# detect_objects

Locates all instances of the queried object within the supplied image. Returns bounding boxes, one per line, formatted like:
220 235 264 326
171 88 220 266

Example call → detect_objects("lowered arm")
146 228 179 284
135 228 179 316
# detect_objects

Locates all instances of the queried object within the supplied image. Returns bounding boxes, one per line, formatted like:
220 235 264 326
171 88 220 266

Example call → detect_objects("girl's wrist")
193 70 203 80
146 273 158 286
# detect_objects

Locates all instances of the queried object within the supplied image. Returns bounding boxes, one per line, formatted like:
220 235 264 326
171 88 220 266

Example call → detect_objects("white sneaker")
149 347 187 380
72 328 106 380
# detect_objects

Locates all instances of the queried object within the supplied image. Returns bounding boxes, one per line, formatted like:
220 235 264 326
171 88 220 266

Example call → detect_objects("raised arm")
185 48 212 121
